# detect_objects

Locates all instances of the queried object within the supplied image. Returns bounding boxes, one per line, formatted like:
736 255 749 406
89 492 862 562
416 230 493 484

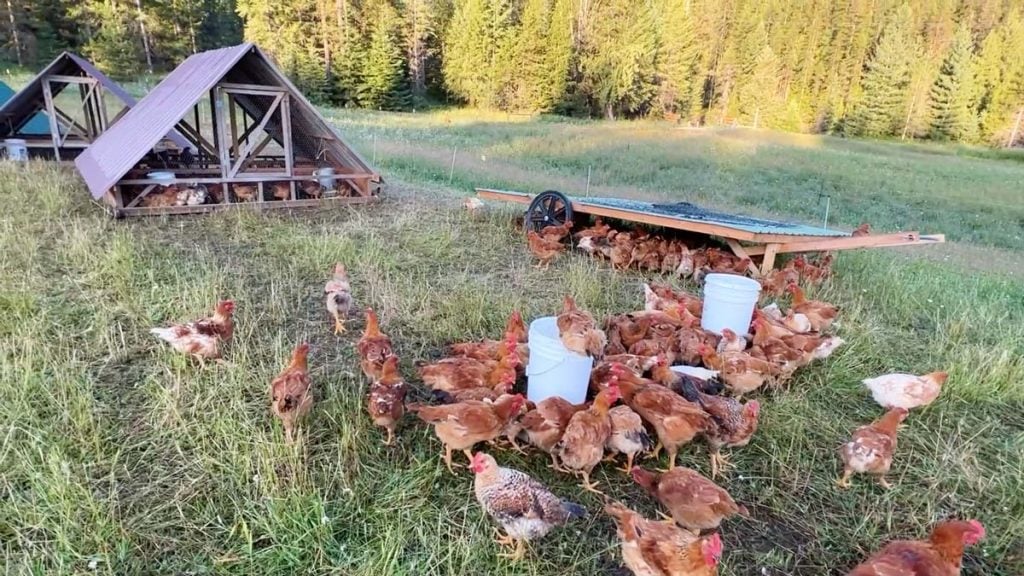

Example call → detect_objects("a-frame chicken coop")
74 43 381 216
0 52 182 161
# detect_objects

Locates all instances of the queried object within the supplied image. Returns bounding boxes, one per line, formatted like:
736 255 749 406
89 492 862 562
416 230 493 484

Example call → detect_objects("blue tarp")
0 80 50 135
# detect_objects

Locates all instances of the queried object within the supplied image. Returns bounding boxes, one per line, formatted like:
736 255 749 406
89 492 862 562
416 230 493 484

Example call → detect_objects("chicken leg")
876 476 893 490
547 453 571 473
578 470 603 495
658 446 679 473
710 450 733 478
333 314 347 335
442 445 459 475
615 452 637 474
836 468 853 489
383 427 394 446
646 441 663 460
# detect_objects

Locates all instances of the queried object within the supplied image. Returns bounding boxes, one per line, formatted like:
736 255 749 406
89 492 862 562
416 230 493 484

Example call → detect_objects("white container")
701 273 761 335
4 138 28 162
526 316 593 405
314 167 337 190
147 171 176 186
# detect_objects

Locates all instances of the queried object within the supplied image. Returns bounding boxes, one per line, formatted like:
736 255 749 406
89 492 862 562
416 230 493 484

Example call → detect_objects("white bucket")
526 316 593 405
701 273 761 335
4 138 28 162
314 167 337 189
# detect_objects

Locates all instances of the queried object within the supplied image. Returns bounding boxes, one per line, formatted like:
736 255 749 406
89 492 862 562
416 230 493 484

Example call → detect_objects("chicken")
553 385 620 492
677 325 719 365
539 221 573 242
616 369 711 470
325 263 353 334
787 284 839 331
676 245 695 278
852 222 871 237
631 466 747 531
644 283 703 318
716 328 747 354
574 217 611 239
526 230 565 269
470 452 586 561
863 371 948 410
301 180 322 199
577 234 612 260
357 309 394 381
676 374 760 477
270 343 313 444
605 501 723 576
463 196 486 215
449 311 529 366
232 183 257 202
697 345 779 397
140 186 181 207
421 339 520 393
272 182 291 201
610 232 635 270
837 407 909 489
518 396 587 466
847 519 985 576
760 263 800 296
606 404 652 472
557 295 607 358
409 394 526 473
367 355 407 445
150 300 235 362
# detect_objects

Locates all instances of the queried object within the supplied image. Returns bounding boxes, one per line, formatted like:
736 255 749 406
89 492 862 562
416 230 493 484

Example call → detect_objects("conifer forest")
2 0 1023 145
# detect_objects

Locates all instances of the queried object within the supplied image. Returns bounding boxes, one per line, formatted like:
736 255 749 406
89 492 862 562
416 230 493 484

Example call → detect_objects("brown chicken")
553 386 620 492
574 217 611 239
270 343 313 444
518 396 587 466
357 309 394 381
301 180 322 199
631 466 747 531
409 394 526 473
140 186 180 207
367 355 407 445
539 221 573 242
852 223 871 237
325 263 353 335
420 339 520 393
471 452 586 561
232 183 257 202
838 407 909 489
557 295 607 358
616 368 711 470
271 182 291 201
610 232 635 270
677 325 719 365
449 311 529 366
526 230 565 269
787 284 839 332
760 263 800 296
847 520 985 576
606 404 652 472
606 501 723 576
645 282 703 318
697 345 780 397
150 300 235 362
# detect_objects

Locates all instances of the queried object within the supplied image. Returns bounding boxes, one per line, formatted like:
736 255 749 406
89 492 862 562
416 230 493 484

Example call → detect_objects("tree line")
3 0 1023 146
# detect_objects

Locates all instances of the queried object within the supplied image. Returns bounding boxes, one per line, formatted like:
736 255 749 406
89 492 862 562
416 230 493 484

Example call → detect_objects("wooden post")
229 95 239 159
760 243 780 275
41 79 62 160
1008 107 1023 149
281 94 293 178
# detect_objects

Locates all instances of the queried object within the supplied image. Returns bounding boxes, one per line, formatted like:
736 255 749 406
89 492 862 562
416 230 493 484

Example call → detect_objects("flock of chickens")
139 181 328 208
144 227 983 575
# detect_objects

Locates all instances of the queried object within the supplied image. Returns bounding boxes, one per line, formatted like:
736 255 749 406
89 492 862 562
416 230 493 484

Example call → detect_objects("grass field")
1 105 1023 575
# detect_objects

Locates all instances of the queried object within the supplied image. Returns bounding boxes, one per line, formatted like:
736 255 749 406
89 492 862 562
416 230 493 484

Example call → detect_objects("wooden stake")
585 165 592 197
448 147 457 184
1008 107 1023 149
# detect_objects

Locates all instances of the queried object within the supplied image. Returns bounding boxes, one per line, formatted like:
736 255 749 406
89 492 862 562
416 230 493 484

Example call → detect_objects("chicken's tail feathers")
737 504 751 518
149 327 176 342
431 389 457 404
562 500 587 519
639 429 654 451
585 329 607 358
676 375 702 403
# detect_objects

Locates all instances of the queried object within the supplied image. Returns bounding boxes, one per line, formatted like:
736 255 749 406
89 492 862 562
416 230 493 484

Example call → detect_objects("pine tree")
540 0 573 111
847 6 920 137
654 0 699 117
579 0 658 118
975 9 1024 144
928 23 978 141
74 0 144 78
736 44 782 127
442 0 494 106
360 1 410 109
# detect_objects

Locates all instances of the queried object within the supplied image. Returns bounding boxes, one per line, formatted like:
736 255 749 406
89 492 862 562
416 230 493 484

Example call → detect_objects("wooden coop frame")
74 43 381 217
0 53 183 161
478 188 945 275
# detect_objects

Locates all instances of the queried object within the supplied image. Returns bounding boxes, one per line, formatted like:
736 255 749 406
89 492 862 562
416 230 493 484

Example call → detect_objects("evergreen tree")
928 23 978 141
442 0 495 106
654 0 699 117
360 1 410 109
74 0 144 78
847 6 920 137
579 0 658 118
540 0 573 111
736 44 782 127
975 9 1024 144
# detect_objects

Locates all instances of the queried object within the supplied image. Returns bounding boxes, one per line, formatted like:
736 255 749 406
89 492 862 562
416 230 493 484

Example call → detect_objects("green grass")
1 109 1023 574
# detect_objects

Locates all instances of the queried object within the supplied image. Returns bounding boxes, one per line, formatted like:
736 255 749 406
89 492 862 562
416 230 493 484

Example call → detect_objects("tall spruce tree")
975 9 1024 144
847 6 920 137
442 0 495 106
579 0 658 118
360 1 410 109
928 23 978 141
654 0 699 117
736 44 782 127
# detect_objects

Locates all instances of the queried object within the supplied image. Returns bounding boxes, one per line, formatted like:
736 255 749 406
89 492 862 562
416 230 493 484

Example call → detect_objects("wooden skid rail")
476 187 945 273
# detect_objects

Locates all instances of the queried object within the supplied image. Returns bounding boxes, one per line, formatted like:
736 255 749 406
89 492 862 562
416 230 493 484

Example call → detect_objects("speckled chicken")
631 466 747 531
557 295 607 358
409 394 526 473
150 300 235 362
605 501 723 576
470 452 586 561
553 385 620 492
367 355 406 445
677 375 759 478
270 343 313 444
324 263 353 335
838 407 908 489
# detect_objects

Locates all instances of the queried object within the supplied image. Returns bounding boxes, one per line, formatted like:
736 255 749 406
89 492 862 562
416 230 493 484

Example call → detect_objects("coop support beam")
40 80 61 159
228 93 283 178
760 243 780 275
724 239 762 276
125 184 160 208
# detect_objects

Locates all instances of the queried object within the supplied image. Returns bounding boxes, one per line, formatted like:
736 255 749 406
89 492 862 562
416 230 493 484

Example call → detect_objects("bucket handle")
527 352 569 377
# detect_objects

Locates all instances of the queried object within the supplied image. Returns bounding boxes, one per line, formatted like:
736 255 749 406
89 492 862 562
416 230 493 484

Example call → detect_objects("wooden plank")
40 80 62 160
228 93 283 177
235 133 274 174
282 95 293 177
125 184 160 208
724 238 761 276
219 82 289 95
761 243 780 275
45 75 94 84
120 195 378 217
229 96 239 158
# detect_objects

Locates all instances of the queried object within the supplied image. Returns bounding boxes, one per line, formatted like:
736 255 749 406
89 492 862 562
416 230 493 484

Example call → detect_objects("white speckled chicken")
324 263 353 335
150 300 235 362
470 452 586 561
838 407 908 489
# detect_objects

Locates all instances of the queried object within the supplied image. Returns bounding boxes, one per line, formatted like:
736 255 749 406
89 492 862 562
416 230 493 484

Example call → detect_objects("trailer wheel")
525 190 572 233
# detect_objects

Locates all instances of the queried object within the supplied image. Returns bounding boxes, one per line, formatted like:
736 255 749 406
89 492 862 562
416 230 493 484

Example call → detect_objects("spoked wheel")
525 190 573 232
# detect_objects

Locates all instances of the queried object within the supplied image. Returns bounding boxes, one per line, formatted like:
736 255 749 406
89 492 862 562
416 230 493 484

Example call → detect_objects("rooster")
150 300 235 362
270 343 313 444
470 452 586 561
325 263 353 335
